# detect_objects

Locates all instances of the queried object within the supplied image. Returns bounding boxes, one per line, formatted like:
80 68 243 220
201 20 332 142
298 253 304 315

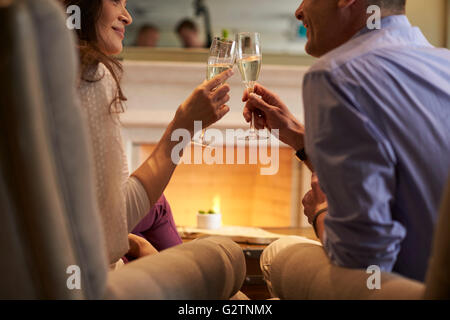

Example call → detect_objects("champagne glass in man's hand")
236 32 269 140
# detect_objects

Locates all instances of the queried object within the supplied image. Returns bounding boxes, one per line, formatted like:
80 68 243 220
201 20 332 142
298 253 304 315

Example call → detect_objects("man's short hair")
367 0 406 12
175 19 198 34
138 24 159 34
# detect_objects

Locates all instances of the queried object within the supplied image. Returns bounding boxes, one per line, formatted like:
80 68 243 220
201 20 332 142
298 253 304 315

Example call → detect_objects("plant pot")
197 213 222 230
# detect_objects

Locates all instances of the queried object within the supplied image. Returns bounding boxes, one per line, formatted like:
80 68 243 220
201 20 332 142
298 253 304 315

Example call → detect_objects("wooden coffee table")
181 227 318 300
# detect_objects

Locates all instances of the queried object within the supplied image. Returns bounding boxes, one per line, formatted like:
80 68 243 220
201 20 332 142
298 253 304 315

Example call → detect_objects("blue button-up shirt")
303 15 450 281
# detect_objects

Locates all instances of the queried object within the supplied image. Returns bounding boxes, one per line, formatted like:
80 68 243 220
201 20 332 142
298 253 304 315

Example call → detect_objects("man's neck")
313 10 406 58
339 12 406 51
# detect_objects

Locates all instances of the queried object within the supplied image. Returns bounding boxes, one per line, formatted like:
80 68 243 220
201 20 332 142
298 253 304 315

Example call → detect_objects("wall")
406 0 448 47
126 0 306 54
125 0 449 55
448 0 450 47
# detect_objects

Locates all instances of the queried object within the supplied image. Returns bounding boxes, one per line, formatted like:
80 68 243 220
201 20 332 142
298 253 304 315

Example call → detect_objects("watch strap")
312 208 328 238
295 148 308 161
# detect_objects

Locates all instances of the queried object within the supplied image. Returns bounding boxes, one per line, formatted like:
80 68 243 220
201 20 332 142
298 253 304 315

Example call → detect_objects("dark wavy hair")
61 0 126 113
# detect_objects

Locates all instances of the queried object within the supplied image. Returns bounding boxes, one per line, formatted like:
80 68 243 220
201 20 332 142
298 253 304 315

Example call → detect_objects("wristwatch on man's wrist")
295 148 308 162
312 208 328 238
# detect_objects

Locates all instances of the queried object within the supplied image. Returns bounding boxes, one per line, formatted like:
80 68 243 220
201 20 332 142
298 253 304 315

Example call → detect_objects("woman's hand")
174 69 234 135
131 69 234 209
126 234 158 260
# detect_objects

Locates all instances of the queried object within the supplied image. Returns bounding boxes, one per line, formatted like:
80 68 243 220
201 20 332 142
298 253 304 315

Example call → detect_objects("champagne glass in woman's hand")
193 37 236 147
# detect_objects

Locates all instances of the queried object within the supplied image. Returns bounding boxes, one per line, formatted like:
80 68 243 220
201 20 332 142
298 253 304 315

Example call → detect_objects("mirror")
124 0 308 55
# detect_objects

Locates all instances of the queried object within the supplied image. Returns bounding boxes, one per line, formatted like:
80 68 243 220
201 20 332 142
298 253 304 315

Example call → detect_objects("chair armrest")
270 243 424 300
104 236 246 300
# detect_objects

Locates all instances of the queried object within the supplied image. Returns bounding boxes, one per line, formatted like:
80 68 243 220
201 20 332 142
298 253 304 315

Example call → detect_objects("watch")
312 208 328 238
295 148 308 162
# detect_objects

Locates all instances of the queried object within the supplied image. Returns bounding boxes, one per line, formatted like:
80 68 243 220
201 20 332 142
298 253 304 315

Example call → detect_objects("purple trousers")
131 194 182 251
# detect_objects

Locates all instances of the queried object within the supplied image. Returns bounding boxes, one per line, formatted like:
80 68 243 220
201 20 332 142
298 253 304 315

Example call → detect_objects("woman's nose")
121 8 133 26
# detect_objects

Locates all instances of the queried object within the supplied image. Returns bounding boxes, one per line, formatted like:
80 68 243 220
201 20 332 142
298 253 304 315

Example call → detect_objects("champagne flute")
193 37 236 147
236 32 268 140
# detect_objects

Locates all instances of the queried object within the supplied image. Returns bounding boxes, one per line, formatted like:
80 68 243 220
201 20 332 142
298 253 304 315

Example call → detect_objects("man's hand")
302 173 328 224
126 234 158 261
242 83 304 150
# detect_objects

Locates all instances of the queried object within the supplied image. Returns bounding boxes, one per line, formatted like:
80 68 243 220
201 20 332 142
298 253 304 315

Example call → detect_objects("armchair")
0 0 245 299
269 177 450 300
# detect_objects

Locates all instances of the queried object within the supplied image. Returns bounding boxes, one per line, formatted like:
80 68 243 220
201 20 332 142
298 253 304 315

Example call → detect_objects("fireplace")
137 144 309 227
120 60 311 228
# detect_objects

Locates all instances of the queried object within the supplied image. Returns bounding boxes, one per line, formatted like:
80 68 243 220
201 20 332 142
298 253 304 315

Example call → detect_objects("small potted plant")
197 209 222 230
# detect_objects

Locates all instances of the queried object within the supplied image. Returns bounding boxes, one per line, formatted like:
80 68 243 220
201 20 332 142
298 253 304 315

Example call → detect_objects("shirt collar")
353 15 411 39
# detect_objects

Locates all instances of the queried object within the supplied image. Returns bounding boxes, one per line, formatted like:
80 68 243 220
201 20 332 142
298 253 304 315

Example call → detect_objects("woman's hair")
61 0 126 113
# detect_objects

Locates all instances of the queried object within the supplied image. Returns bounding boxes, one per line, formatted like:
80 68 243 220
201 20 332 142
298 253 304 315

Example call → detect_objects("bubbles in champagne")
237 55 262 88
206 64 233 80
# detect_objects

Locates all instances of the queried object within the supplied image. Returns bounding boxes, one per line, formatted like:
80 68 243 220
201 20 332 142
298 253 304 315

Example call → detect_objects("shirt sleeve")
124 176 151 233
118 131 150 233
303 70 406 272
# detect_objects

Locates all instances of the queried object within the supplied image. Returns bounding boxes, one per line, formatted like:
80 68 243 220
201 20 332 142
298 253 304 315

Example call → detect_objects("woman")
61 0 233 267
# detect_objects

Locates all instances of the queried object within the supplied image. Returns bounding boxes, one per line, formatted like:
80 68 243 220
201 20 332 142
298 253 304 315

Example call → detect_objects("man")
175 18 204 48
135 24 160 47
243 0 450 287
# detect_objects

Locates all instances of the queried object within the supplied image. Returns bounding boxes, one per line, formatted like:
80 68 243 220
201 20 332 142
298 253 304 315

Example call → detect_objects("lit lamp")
197 195 222 229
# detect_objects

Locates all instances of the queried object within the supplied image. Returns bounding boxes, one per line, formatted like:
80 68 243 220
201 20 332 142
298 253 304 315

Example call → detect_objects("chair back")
424 174 450 299
0 0 108 299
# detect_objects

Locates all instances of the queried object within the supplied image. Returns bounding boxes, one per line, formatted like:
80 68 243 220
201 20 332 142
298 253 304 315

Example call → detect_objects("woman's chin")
102 43 123 56
110 44 123 56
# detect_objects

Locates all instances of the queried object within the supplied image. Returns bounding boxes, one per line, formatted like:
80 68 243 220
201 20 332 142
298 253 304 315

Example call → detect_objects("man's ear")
337 0 357 9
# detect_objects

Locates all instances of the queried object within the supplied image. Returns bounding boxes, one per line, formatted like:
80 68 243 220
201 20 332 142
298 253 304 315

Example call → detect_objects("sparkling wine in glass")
194 37 236 147
236 32 268 140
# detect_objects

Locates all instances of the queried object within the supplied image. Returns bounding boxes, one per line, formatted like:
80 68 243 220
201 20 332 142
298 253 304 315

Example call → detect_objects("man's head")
368 0 406 14
136 24 160 47
175 19 204 48
295 0 406 57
